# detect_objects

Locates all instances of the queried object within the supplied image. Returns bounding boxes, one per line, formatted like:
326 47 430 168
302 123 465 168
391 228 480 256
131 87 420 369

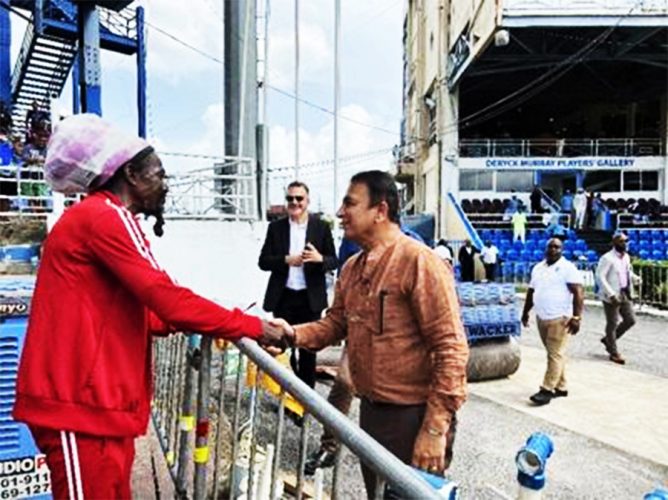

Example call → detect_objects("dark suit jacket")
259 214 337 314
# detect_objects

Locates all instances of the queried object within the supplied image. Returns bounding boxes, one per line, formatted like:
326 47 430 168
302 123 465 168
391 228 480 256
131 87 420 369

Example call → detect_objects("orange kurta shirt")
295 232 468 434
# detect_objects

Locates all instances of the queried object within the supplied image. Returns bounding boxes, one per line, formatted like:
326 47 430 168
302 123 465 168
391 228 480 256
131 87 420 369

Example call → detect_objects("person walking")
270 171 468 498
596 232 639 365
521 238 584 406
258 181 338 390
12 114 284 499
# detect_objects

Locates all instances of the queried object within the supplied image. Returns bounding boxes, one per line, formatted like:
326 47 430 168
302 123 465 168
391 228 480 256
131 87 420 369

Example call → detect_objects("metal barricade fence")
152 334 440 500
634 261 668 310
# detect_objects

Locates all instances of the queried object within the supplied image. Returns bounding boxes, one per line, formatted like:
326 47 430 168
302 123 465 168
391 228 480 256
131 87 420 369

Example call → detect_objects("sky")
9 0 405 215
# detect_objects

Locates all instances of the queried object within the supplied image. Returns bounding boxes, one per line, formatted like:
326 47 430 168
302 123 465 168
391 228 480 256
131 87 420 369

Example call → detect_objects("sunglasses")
286 195 305 203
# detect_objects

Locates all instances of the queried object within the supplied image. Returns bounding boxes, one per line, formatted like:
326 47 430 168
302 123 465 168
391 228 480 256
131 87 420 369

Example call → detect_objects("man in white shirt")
259 181 338 390
480 240 500 282
511 208 528 243
596 232 639 365
573 188 587 229
521 238 584 406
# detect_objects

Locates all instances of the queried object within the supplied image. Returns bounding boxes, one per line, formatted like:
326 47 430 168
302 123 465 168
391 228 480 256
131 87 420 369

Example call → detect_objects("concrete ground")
133 302 668 499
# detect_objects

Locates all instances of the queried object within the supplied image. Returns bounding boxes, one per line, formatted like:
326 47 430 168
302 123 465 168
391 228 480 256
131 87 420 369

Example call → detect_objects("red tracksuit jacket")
13 191 262 437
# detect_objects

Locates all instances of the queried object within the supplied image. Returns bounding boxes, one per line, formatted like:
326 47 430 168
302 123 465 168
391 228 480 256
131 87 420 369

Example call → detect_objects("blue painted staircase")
9 0 138 133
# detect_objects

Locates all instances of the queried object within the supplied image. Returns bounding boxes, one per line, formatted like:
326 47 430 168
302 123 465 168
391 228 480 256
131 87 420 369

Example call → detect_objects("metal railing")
152 334 440 499
617 213 668 230
99 6 138 40
459 138 664 158
635 261 668 310
0 160 257 221
166 159 258 221
468 213 571 229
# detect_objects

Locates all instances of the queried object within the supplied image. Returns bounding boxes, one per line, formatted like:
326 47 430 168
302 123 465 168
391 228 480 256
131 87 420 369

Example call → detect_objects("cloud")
268 103 397 213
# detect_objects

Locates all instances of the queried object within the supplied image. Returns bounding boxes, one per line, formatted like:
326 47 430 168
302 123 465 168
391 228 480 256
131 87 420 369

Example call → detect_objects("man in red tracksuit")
13 114 283 499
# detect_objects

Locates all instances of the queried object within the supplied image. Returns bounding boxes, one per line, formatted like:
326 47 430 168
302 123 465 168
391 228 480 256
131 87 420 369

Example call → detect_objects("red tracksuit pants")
29 426 135 499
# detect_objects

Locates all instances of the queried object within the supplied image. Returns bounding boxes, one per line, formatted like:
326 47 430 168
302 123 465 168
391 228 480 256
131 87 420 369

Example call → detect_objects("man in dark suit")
259 181 337 388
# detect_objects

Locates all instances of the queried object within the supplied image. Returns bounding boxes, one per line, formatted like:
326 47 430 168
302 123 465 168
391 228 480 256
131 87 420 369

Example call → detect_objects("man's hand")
609 294 621 306
566 317 581 335
258 319 288 348
302 243 323 263
285 254 303 267
411 429 446 474
521 313 530 328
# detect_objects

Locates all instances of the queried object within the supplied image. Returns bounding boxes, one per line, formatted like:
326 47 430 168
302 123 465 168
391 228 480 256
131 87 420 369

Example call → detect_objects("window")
460 170 493 191
584 170 621 192
623 171 659 191
496 171 533 192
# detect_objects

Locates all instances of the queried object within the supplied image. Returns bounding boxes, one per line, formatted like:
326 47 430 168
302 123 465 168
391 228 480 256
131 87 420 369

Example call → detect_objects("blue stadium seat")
585 250 598 262
639 241 651 251
639 232 651 242
532 250 544 261
525 241 536 251
638 249 650 260
513 240 524 250
537 239 547 249
563 240 574 250
651 250 663 260
520 250 533 261
562 249 573 261
573 250 584 260
506 249 519 261
574 239 587 251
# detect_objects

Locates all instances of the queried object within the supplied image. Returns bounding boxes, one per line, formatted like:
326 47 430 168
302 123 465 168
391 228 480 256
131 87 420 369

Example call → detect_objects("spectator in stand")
596 233 640 365
573 188 587 229
458 239 478 282
434 238 454 264
561 189 573 214
480 240 500 281
530 185 543 213
546 213 567 240
508 191 520 214
25 100 51 141
522 238 584 406
21 125 51 210
511 206 528 243
591 193 606 229
0 125 15 212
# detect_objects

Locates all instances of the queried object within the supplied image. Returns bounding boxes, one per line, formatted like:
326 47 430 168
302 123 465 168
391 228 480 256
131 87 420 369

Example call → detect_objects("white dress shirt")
286 218 308 290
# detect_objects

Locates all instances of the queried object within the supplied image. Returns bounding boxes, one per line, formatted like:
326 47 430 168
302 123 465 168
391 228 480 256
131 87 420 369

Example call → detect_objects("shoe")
609 353 626 365
529 388 554 406
553 389 568 398
304 448 337 475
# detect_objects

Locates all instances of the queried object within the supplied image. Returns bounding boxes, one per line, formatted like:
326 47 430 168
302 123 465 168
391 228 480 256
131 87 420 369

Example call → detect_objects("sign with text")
459 156 664 169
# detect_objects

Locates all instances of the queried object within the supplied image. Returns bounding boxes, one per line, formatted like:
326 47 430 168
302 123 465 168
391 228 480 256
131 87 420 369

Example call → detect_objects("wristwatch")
571 316 581 321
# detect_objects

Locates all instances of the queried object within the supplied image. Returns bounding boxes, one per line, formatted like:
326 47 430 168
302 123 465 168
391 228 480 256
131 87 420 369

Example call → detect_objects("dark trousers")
274 288 321 388
602 291 636 355
484 263 497 281
359 398 457 499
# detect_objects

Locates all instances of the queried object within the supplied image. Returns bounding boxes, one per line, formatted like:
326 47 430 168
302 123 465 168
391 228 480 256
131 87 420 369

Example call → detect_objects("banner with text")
459 156 665 169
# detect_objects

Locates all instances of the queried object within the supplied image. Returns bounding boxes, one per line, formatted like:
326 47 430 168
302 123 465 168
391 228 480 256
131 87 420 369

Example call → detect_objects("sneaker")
609 353 626 365
304 448 337 475
529 388 554 406
553 389 568 398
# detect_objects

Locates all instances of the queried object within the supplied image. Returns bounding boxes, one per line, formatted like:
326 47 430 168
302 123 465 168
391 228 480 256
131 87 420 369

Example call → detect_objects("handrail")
447 192 484 249
538 188 560 213
234 338 439 499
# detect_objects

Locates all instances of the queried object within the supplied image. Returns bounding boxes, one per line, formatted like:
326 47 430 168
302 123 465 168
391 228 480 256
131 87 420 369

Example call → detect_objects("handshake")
258 318 296 352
